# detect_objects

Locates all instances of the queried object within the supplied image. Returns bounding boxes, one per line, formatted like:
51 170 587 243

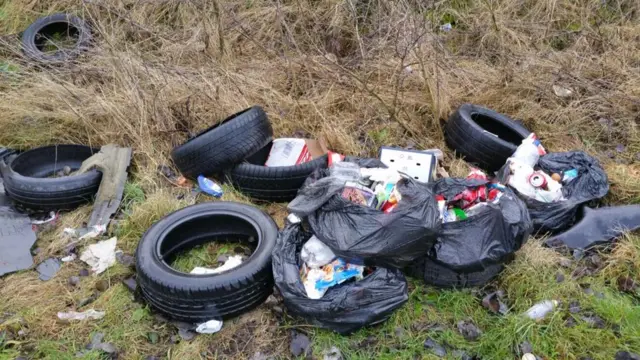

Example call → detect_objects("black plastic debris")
545 205 640 250
36 258 61 281
272 224 408 334
427 177 532 272
0 179 37 277
424 338 447 357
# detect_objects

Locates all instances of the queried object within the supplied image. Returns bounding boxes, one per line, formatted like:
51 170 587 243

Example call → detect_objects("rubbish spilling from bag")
273 223 408 334
498 134 609 233
289 157 440 268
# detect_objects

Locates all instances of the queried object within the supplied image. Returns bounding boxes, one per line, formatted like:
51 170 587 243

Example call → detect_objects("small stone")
520 341 533 354
63 166 72 175
323 346 343 360
116 253 135 267
394 327 404 338
581 314 606 328
615 351 640 360
457 320 482 341
569 301 581 313
95 280 109 292
17 329 26 336
79 269 90 277
178 328 196 341
290 332 311 357
98 342 117 354
147 332 159 344
556 272 565 283
77 294 97 308
616 144 625 153
69 276 81 287
583 287 595 296
122 277 137 292
423 338 446 357
559 258 572 268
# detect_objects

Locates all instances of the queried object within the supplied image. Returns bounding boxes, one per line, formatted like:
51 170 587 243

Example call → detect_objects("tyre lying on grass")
0 145 102 212
445 104 531 172
227 142 329 202
21 13 92 64
171 106 273 179
135 202 278 322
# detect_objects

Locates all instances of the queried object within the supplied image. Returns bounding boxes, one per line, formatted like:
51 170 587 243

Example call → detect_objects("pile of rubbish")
2 102 639 340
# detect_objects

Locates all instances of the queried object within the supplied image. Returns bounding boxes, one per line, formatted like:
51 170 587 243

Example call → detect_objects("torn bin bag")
288 157 441 268
272 224 408 334
498 151 608 233
429 178 532 272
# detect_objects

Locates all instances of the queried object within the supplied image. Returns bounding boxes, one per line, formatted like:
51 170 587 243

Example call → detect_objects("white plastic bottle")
524 300 558 320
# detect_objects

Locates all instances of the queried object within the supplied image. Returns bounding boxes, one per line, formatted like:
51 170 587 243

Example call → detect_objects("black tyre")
135 202 278 322
445 104 530 171
171 106 273 179
408 257 504 288
0 145 101 212
21 13 92 63
227 142 329 202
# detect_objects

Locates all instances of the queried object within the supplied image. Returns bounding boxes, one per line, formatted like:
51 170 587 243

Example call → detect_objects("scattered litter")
64 224 107 240
31 211 57 225
0 203 38 277
36 258 61 281
481 291 508 315
522 354 537 360
190 255 243 275
79 268 90 277
116 252 135 267
80 237 118 274
195 319 223 334
57 309 105 321
457 320 482 341
266 138 327 167
85 332 117 354
440 23 452 32
197 175 224 198
323 346 343 360
177 328 196 341
300 235 336 268
424 338 447 357
290 331 312 357
68 276 80 287
520 341 533 354
552 85 573 97
524 300 558 320
61 254 77 262
123 277 137 293
301 258 364 299
286 213 302 225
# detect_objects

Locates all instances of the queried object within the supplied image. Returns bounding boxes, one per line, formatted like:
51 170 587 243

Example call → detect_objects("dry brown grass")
1 0 640 358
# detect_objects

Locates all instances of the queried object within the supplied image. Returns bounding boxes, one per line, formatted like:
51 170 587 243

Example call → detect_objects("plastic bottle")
524 300 558 320
511 133 546 168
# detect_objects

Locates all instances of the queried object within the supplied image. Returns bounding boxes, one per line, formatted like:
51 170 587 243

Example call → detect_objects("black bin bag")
498 151 609 234
428 177 532 272
288 157 441 268
272 224 409 334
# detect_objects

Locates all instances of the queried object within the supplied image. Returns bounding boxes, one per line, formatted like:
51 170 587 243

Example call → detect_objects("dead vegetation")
0 0 640 358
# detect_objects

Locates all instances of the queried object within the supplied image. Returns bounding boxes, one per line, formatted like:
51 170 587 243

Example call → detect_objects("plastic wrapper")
288 157 441 268
427 177 533 272
272 224 408 334
498 151 609 233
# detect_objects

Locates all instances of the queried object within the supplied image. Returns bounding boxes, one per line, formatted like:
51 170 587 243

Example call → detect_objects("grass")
0 0 639 358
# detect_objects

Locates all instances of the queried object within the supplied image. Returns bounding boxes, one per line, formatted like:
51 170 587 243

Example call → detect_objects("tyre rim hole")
470 112 525 145
34 22 80 54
